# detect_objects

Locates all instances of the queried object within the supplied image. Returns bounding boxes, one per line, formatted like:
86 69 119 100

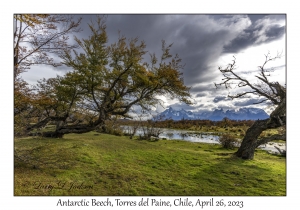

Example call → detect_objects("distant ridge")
154 107 269 121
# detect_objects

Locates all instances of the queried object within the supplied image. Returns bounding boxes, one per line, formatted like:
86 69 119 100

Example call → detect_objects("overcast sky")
22 14 286 115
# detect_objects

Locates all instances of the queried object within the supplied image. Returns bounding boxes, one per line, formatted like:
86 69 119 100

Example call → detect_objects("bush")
101 120 124 136
218 134 239 149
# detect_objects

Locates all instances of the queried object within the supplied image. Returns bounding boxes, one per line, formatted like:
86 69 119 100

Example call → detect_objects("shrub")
218 134 239 149
102 120 124 136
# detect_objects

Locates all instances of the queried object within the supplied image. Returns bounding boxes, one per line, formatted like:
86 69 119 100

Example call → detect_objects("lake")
122 126 286 154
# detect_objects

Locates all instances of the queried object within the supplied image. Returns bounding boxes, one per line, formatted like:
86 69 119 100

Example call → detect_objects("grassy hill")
14 132 286 196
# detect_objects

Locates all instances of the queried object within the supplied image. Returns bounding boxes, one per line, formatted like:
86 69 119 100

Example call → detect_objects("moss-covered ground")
14 132 286 196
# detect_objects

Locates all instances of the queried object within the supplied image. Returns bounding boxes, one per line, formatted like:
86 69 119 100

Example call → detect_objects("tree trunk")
25 113 107 138
235 114 285 159
42 131 64 138
235 119 268 159
40 125 97 138
235 96 286 160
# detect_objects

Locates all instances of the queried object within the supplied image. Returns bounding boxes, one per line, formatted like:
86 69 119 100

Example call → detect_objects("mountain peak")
154 107 269 121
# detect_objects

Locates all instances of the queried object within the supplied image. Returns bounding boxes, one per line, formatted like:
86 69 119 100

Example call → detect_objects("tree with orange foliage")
14 14 82 79
26 17 191 138
14 14 82 136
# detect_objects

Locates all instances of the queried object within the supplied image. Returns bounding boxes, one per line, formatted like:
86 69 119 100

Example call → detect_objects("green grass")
14 132 286 196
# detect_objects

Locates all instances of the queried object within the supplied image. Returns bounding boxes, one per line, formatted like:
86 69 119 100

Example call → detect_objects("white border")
2 1 298 209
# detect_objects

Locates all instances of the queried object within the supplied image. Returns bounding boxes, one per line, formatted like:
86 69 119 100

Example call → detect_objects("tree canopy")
14 14 82 79
14 14 82 136
17 17 191 137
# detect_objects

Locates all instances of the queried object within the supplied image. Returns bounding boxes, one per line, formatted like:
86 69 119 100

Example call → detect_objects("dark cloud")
43 14 286 71
223 25 285 53
63 15 285 88
222 29 256 53
66 15 240 88
53 14 285 111
247 14 269 23
265 25 285 39
190 83 215 93
215 104 234 111
223 15 285 53
213 96 231 103
167 102 198 111
233 98 267 106
195 92 207 97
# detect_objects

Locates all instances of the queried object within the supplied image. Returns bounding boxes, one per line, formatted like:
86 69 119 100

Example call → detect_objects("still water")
122 126 286 154
123 126 219 142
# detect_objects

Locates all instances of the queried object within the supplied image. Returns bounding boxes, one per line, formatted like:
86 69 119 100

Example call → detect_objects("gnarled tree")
14 14 82 137
14 14 82 79
215 53 286 159
26 17 191 137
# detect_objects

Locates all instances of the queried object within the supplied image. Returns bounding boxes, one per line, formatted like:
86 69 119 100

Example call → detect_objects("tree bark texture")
235 98 286 159
235 119 268 159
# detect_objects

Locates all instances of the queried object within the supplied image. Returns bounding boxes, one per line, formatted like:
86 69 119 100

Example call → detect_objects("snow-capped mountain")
154 107 195 121
223 108 269 121
154 107 269 121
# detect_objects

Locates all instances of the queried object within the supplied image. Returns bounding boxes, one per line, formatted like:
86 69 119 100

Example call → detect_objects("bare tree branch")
256 134 286 147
